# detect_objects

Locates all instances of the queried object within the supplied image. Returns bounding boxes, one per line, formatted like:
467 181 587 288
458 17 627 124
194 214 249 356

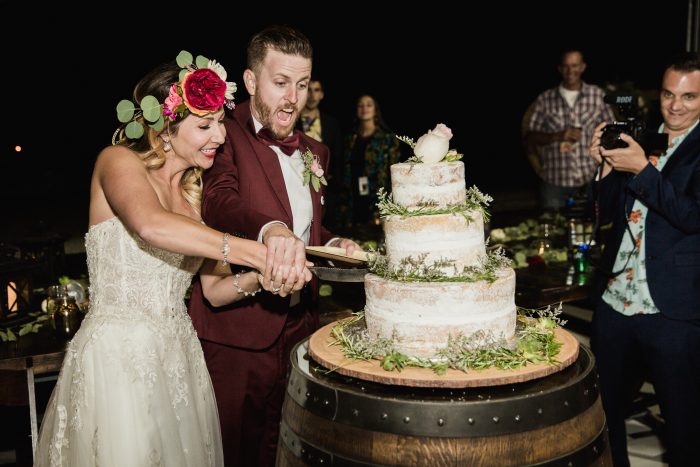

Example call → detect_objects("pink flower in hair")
163 84 183 120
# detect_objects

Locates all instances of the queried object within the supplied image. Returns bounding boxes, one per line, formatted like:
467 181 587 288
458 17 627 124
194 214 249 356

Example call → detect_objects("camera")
600 94 668 155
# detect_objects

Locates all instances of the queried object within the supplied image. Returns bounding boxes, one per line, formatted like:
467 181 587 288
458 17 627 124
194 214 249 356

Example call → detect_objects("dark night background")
1 2 691 238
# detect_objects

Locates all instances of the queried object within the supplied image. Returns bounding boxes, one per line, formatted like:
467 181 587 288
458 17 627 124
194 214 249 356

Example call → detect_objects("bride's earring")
163 141 172 152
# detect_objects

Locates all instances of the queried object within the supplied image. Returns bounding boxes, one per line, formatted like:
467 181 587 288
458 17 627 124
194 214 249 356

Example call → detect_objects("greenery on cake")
327 306 565 375
376 186 492 223
369 248 512 283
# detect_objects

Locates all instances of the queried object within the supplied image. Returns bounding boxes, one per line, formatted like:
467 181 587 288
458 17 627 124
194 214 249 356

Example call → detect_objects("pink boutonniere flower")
301 149 327 192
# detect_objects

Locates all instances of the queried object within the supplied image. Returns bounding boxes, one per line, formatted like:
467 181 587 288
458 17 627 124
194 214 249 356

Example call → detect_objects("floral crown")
114 50 237 142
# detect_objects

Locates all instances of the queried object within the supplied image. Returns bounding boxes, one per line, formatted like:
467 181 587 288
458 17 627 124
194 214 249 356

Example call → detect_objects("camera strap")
591 173 639 278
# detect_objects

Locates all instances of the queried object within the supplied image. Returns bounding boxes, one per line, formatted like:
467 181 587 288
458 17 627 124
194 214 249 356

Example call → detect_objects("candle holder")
0 259 38 325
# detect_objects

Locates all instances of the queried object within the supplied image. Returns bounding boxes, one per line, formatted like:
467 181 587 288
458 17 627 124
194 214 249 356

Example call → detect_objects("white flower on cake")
396 123 464 163
415 123 452 163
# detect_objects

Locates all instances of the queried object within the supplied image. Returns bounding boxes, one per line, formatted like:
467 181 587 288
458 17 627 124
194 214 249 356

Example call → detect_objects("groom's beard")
253 92 300 139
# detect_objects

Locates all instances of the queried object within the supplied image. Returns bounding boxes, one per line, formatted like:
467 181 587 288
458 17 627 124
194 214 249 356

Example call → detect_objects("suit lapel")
299 135 327 245
235 103 294 222
661 122 700 175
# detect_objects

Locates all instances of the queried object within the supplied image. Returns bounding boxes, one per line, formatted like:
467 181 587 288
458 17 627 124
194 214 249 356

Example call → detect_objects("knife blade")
309 267 368 283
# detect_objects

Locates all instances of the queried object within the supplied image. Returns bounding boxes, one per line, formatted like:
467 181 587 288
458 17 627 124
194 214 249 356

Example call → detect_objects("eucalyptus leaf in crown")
397 123 464 163
114 50 237 143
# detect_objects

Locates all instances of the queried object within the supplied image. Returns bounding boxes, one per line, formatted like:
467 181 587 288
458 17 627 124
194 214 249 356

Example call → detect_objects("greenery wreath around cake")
329 305 566 375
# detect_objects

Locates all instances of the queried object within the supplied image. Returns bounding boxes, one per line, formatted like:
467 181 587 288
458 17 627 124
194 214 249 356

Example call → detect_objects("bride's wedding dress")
35 217 223 466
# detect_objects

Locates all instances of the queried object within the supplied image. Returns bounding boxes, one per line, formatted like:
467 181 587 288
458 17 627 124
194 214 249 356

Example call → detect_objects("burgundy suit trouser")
200 307 316 467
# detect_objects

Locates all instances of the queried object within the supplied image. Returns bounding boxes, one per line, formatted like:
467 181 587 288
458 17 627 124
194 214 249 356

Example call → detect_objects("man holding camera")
527 49 615 210
589 52 700 466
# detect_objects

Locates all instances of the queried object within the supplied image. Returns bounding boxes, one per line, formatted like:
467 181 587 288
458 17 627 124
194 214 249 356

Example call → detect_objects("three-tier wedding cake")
364 125 516 359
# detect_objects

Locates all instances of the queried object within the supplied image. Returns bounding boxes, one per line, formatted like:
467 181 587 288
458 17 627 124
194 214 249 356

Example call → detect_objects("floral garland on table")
328 305 566 375
115 50 237 141
0 312 49 342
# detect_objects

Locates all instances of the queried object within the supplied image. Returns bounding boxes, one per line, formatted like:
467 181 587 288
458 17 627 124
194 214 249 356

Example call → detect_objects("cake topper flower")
115 50 237 141
301 149 327 192
397 123 463 163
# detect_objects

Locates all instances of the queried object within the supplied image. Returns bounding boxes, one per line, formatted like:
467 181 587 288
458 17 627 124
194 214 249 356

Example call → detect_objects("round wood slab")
308 320 580 388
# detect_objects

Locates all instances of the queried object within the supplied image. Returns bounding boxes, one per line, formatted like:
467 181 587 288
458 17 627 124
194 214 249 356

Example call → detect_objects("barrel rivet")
567 461 573 467
438 418 445 426
584 389 589 396
323 399 330 406
381 413 388 420
537 408 543 415
403 416 411 424
492 416 500 423
593 445 599 454
514 415 521 422
305 392 311 398
564 400 569 407
468 417 475 425
352 409 359 416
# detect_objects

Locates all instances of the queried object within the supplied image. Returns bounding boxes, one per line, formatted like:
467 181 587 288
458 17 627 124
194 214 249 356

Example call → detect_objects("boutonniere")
302 149 328 192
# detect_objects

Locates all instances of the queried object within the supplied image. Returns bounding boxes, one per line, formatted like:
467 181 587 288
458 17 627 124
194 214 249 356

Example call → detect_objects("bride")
34 51 311 467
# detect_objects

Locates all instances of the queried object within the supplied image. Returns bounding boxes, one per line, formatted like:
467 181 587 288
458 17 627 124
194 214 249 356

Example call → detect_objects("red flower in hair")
182 68 226 115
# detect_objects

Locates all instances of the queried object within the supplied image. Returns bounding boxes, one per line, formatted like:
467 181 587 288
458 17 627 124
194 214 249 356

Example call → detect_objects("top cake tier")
390 161 466 210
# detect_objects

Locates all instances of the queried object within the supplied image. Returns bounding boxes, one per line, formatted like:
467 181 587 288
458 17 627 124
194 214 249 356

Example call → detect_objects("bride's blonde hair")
112 55 235 216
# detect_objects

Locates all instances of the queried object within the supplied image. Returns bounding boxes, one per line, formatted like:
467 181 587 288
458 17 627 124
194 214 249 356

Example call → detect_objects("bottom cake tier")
364 268 516 358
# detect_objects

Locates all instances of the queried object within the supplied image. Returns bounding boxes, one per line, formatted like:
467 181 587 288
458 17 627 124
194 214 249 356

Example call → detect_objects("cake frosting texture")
365 269 516 358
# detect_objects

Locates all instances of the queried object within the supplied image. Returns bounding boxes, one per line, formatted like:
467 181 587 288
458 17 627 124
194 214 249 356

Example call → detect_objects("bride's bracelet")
233 272 261 297
221 233 231 266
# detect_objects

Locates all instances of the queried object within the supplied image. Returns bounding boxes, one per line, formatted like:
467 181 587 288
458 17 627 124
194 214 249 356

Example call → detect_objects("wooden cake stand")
308 320 580 388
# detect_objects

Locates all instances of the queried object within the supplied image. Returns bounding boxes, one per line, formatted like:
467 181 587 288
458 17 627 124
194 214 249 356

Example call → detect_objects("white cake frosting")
391 162 466 210
384 212 486 275
364 159 516 358
365 269 516 358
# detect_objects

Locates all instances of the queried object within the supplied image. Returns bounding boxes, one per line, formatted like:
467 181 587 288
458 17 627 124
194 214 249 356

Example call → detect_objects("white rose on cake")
414 123 452 163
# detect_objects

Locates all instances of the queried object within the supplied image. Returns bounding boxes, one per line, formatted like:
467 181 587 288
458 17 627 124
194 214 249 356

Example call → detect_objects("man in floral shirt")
527 49 615 210
588 52 700 466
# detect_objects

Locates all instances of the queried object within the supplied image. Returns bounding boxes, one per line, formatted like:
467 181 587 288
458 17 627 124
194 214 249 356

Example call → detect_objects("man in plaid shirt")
527 49 615 209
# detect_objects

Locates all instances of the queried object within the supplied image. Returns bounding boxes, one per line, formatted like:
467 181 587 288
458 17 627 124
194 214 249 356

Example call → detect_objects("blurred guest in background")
588 52 700 466
338 94 402 232
526 49 615 210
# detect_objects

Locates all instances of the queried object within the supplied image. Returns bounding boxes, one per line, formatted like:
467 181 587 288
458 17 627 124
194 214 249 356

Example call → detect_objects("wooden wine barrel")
277 340 611 466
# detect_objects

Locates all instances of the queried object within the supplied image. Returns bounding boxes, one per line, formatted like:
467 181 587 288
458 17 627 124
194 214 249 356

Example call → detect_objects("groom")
188 25 359 466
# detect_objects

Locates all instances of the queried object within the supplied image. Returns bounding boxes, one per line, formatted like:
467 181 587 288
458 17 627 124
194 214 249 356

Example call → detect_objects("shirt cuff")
258 221 288 243
325 237 342 247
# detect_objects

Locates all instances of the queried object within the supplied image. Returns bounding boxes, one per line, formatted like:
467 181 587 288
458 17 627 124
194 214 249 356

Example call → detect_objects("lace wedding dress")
35 217 224 467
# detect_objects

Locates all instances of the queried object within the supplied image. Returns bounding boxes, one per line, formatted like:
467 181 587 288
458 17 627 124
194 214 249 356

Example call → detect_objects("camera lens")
600 124 629 150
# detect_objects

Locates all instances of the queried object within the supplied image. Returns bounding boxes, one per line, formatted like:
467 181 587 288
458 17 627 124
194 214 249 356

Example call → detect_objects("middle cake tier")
383 212 486 275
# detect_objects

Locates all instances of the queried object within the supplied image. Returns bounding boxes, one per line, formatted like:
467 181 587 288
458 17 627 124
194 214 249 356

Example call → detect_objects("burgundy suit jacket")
188 101 333 350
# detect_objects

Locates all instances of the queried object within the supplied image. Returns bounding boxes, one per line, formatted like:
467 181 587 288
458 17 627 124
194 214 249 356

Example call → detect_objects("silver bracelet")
221 233 231 266
233 273 261 297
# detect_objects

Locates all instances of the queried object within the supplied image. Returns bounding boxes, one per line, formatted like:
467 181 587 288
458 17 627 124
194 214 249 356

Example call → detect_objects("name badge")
358 176 369 196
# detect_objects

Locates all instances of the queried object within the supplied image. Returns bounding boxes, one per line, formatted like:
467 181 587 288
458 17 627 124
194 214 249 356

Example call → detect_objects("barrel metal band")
288 347 599 437
279 418 609 466
279 419 372 466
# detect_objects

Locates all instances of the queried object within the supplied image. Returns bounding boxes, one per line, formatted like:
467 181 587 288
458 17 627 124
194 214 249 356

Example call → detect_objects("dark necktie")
256 128 301 156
